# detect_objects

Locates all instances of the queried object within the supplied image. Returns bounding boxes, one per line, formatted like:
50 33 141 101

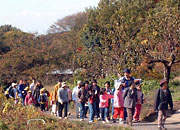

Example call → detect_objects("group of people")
4 79 50 111
3 68 174 130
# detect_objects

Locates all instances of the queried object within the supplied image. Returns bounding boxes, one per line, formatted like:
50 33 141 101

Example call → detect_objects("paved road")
46 110 180 130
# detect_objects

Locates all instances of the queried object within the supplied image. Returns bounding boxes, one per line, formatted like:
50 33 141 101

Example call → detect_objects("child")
123 82 137 126
99 88 113 124
133 84 144 122
38 88 48 111
113 82 124 124
86 84 96 123
154 79 173 130
25 90 36 106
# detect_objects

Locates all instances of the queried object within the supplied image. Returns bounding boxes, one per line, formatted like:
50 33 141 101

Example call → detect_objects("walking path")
46 110 180 130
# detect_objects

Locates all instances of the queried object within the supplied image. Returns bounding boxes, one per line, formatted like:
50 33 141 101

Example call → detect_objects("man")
17 79 26 105
29 78 36 94
92 79 100 120
154 79 173 130
58 82 68 119
72 80 81 118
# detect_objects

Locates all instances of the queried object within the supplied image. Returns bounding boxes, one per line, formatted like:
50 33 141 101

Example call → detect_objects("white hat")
11 83 17 87
115 81 122 90
62 82 67 88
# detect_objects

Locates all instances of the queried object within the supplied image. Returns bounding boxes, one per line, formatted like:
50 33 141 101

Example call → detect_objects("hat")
115 82 122 90
123 68 131 73
77 80 82 85
40 88 46 93
11 83 17 87
24 87 29 91
160 79 167 86
62 82 67 88
28 90 32 93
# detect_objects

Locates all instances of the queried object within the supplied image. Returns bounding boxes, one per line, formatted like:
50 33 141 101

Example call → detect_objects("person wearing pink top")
25 90 36 106
113 82 124 124
99 88 113 124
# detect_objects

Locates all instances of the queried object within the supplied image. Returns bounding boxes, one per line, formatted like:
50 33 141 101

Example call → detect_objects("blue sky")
0 0 100 34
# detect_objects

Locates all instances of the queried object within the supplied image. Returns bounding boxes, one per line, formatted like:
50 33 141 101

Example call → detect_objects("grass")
0 88 131 130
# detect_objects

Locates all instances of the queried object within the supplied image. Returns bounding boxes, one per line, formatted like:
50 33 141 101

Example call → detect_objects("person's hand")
95 90 97 95
79 99 82 102
60 101 63 104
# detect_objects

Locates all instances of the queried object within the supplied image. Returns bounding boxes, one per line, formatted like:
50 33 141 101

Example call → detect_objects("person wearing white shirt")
29 78 36 94
72 81 81 118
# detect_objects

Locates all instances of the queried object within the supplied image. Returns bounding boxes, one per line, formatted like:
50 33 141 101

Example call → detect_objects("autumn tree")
137 0 180 82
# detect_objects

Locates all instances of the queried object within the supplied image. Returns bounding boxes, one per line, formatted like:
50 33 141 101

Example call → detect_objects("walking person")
52 79 62 116
17 79 26 105
105 81 113 120
133 84 145 122
38 88 48 111
123 82 137 126
25 90 36 106
87 84 96 123
78 82 88 121
92 79 100 120
67 86 72 115
29 78 36 94
154 79 173 130
84 81 89 118
99 88 113 124
33 80 43 107
72 81 81 118
57 82 69 119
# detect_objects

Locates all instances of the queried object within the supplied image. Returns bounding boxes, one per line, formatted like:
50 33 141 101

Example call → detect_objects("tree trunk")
163 65 171 84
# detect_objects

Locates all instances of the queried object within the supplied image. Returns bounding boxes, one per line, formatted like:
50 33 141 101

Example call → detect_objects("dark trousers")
58 102 68 117
95 101 100 118
40 104 46 111
126 107 135 126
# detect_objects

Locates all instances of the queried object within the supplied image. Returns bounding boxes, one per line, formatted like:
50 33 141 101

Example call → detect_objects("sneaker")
162 126 167 130
68 112 71 115
113 119 116 123
105 118 110 123
97 117 101 121
89 120 93 123
158 126 162 130
102 121 106 124
119 119 124 124
59 117 62 119
64 117 68 120
80 119 84 121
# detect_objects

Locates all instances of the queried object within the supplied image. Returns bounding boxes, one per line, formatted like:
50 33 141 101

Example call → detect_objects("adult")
154 79 173 130
29 78 36 94
84 81 89 118
92 79 100 120
72 80 81 118
17 79 26 105
67 86 72 115
78 82 88 121
52 79 63 115
33 80 43 107
57 82 68 119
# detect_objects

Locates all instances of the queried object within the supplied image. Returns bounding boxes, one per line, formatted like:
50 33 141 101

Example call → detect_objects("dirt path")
45 110 180 130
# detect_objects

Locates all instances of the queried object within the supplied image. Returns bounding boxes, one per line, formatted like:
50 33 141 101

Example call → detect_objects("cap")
160 79 167 86
62 82 67 88
123 68 131 73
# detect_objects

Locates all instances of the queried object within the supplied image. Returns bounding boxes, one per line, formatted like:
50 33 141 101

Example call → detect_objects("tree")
137 0 180 82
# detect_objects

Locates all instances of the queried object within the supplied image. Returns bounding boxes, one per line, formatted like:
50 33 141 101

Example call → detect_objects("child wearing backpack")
38 88 48 111
133 84 145 122
123 82 137 126
99 88 113 124
25 90 36 106
113 82 124 124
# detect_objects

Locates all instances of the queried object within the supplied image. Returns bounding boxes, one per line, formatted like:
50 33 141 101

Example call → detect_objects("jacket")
58 88 68 103
123 87 137 108
99 93 113 108
72 86 80 102
78 88 88 103
25 93 36 105
154 88 173 111
113 90 124 108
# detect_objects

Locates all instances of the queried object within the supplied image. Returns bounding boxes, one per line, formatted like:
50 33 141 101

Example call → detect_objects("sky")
0 0 100 34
